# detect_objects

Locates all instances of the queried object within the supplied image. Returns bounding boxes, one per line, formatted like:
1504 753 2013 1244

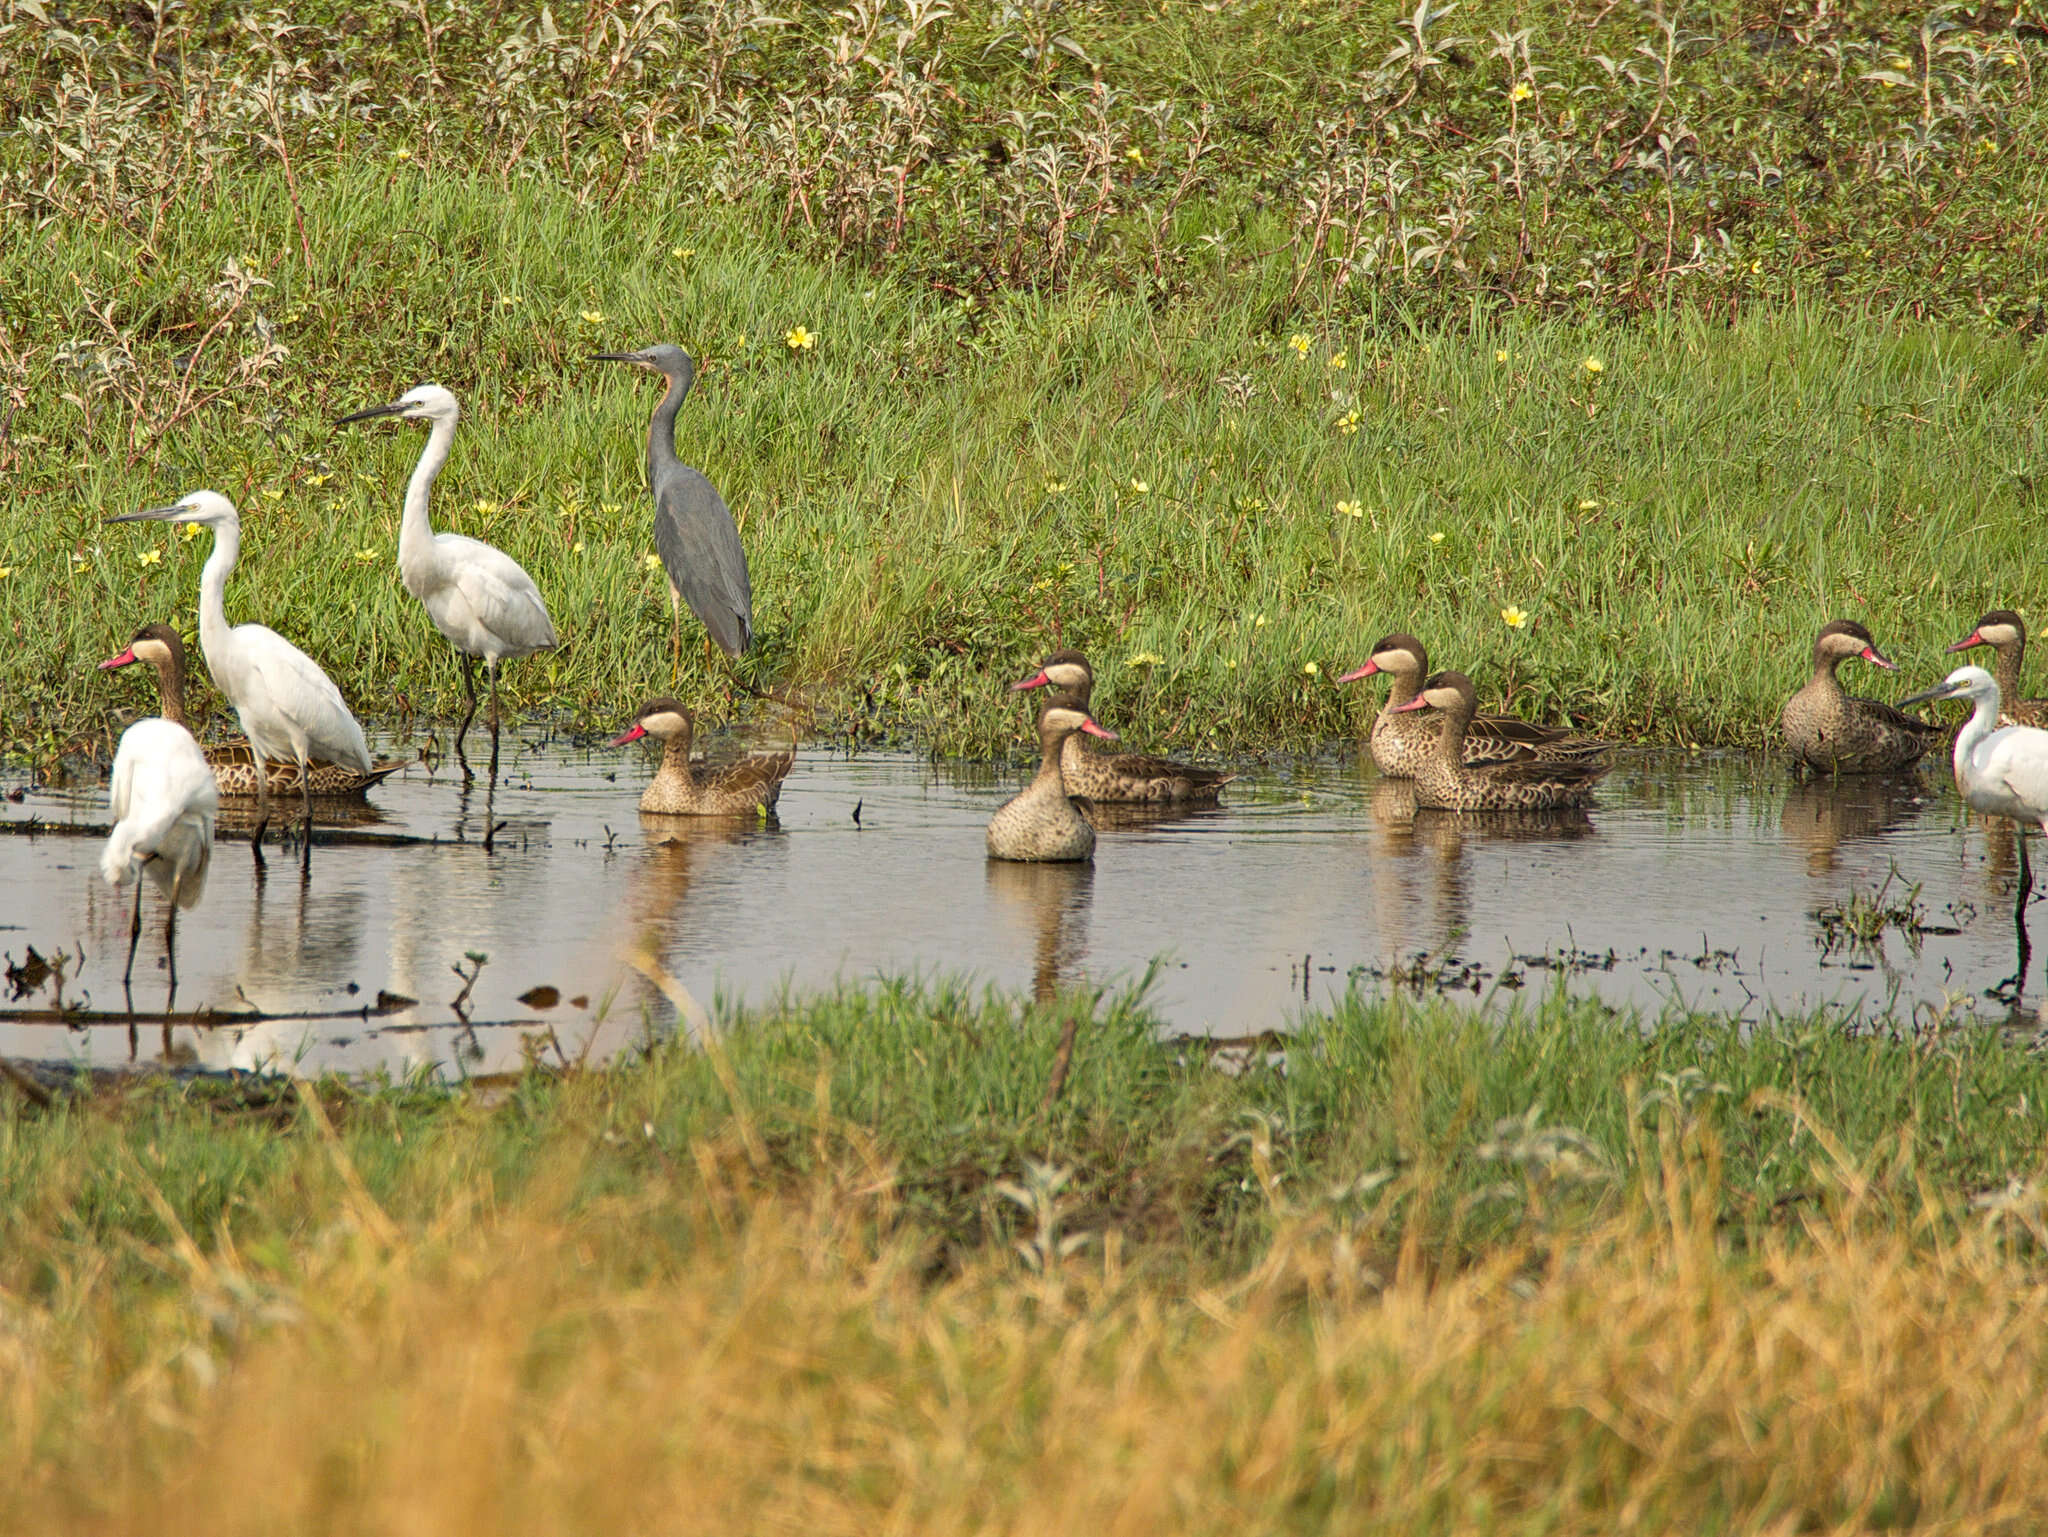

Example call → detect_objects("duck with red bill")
1007 649 1231 802
1780 618 1941 775
607 697 793 816
1943 609 2048 727
987 703 1115 862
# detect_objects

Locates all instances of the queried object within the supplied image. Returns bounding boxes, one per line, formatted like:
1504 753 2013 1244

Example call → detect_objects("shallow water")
0 729 2036 1079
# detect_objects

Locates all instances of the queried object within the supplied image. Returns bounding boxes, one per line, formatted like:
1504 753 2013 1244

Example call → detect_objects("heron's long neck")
1954 689 2003 775
196 523 241 671
647 373 690 480
401 415 456 562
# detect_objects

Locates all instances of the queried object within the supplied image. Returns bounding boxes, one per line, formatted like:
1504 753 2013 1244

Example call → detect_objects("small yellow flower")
262 488 283 502
137 549 162 567
1129 478 1150 495
1225 658 1238 669
1510 80 1533 102
785 326 816 351
580 309 606 324
601 503 622 515
1749 258 1762 274
473 500 499 514
354 549 379 563
393 146 412 161
1336 409 1362 435
734 333 747 349
644 553 664 571
1500 605 1529 630
180 521 203 540
70 557 87 572
572 540 586 554
672 246 696 261
1336 498 1363 518
1577 499 1600 510
1253 614 1268 628
2004 51 2019 65
305 473 332 487
1045 479 1067 494
1327 351 1347 370
1582 356 1603 374
1303 661 1320 676
1125 145 1145 165
1128 651 1165 667
0 566 13 580
1494 348 1508 363
498 293 521 307
1428 530 1446 545
1288 333 1312 358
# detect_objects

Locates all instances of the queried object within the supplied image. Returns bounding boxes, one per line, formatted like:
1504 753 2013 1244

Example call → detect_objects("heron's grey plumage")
595 344 752 656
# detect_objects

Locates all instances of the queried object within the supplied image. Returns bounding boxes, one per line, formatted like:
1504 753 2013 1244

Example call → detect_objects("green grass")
6 1 2048 769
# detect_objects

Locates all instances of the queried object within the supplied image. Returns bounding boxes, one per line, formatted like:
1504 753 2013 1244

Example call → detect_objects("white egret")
107 491 373 873
334 384 559 774
1901 664 2048 979
101 716 218 991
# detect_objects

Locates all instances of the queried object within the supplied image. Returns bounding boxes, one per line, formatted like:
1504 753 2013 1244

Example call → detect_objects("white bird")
101 716 218 991
107 491 374 873
1902 664 2048 952
334 384 558 775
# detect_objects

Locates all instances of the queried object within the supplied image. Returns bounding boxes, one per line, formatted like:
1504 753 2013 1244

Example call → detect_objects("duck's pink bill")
1860 645 1897 670
98 647 138 671
1946 630 1984 654
1080 719 1119 740
1011 670 1052 691
609 723 648 746
1390 695 1430 713
1336 660 1379 683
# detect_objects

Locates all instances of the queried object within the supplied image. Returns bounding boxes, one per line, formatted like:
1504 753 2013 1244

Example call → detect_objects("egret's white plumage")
1904 665 2048 830
334 384 557 765
108 490 372 868
102 718 218 902
101 716 217 986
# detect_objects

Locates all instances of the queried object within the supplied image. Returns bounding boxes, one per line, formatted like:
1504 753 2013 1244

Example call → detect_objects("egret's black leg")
669 586 682 685
455 655 479 781
488 658 502 753
165 901 179 999
123 878 143 986
299 767 315 877
251 768 271 870
483 727 501 854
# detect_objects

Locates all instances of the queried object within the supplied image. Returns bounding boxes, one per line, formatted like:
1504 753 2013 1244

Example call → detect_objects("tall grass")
6 2 2048 762
4 984 2047 1532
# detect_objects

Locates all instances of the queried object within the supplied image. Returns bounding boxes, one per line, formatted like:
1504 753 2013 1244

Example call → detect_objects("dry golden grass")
7 1107 2048 1536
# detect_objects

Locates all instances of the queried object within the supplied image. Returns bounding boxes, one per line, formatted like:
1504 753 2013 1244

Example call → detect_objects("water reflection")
9 740 2048 1077
985 859 1094 1001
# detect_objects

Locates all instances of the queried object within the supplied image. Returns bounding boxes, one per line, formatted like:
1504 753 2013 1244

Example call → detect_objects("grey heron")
334 384 559 776
591 344 752 669
100 715 217 992
107 491 374 873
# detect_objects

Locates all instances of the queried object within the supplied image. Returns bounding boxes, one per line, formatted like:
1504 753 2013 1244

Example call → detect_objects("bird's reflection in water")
616 813 772 1035
1364 773 1594 957
1779 775 1925 875
985 859 1095 1002
1079 798 1226 836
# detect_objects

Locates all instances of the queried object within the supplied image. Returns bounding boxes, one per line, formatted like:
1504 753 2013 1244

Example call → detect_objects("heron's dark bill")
609 723 649 746
333 401 407 425
1899 682 1965 708
105 506 183 524
590 352 648 363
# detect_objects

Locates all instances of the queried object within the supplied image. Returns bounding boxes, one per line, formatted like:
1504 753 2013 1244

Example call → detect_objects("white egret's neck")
195 519 241 668
1954 685 2003 775
401 413 457 565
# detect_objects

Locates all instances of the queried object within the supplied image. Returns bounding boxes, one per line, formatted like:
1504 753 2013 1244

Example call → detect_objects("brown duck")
1338 631 1609 779
1780 620 1942 774
1946 609 2048 726
609 698 794 816
1391 671 1609 811
1011 651 1230 802
99 624 403 799
987 704 1117 862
